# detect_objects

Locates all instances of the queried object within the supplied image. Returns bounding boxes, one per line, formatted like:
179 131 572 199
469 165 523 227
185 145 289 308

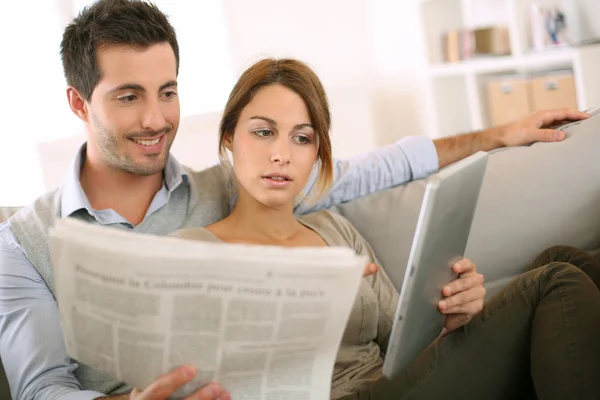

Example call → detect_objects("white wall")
367 0 431 145
3 0 430 204
221 0 429 155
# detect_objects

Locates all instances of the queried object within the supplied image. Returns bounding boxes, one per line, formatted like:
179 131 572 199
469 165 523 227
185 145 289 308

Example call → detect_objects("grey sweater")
8 165 231 395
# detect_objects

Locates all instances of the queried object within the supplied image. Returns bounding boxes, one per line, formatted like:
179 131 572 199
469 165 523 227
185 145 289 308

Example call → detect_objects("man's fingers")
442 299 484 316
530 128 565 143
451 258 476 275
532 107 591 141
363 263 378 277
136 365 197 399
443 312 474 333
539 108 590 126
443 272 484 296
186 383 228 400
440 285 486 311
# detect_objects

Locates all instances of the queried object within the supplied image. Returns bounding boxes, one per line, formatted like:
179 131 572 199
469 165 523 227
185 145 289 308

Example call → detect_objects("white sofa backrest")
0 207 21 224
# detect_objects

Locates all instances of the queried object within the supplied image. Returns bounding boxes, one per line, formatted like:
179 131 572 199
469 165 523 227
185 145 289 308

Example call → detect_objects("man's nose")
141 100 167 133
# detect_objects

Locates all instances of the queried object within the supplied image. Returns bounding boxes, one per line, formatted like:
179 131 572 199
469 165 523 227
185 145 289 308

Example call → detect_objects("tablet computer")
382 151 488 378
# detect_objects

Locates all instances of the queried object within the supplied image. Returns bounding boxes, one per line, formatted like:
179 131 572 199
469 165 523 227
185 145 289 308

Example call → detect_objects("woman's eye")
293 135 311 144
253 129 273 137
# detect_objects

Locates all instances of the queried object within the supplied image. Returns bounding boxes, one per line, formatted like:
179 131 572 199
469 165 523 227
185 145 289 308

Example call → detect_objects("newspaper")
49 218 366 400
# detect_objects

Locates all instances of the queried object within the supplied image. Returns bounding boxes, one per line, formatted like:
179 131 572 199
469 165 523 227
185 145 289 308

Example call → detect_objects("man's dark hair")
60 0 179 101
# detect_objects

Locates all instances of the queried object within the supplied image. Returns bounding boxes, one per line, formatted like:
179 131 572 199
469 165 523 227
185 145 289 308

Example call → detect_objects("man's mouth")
130 132 166 147
132 137 161 146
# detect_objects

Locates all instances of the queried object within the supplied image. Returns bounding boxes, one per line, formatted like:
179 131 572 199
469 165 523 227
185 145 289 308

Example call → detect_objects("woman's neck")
219 192 302 244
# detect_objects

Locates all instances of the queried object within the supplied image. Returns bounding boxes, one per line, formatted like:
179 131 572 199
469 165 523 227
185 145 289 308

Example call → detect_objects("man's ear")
66 86 90 123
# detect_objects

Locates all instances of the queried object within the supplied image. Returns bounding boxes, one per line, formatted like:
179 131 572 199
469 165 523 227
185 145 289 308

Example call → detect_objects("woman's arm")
322 211 399 354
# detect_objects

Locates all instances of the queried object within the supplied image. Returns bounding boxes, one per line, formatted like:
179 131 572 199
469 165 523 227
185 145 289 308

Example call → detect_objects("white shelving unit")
419 0 600 138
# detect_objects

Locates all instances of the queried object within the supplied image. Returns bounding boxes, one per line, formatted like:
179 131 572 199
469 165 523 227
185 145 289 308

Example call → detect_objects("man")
0 0 589 399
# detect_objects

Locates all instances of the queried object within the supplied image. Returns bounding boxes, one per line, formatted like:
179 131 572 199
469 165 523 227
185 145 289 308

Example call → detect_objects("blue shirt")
0 137 438 400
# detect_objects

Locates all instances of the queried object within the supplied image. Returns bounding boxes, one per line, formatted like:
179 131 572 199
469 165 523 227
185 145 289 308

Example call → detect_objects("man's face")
85 42 179 176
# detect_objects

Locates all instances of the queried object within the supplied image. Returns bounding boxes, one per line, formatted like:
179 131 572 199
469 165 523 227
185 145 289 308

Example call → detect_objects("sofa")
1 112 599 398
336 110 600 297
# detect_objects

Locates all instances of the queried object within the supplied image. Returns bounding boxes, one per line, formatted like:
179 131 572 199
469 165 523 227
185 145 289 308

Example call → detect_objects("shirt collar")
60 143 188 218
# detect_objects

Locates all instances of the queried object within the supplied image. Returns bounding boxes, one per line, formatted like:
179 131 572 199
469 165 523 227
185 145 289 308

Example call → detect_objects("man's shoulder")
9 187 62 235
6 188 62 287
0 221 17 248
13 188 61 215
181 164 232 216
0 221 29 264
182 164 229 187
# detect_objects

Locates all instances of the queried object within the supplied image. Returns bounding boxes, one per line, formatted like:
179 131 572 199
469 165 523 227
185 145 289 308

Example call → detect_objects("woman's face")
228 84 318 210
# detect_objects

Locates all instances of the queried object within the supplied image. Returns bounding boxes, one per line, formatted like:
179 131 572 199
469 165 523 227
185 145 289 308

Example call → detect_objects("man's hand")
434 107 590 168
103 365 230 400
437 258 485 334
491 108 590 148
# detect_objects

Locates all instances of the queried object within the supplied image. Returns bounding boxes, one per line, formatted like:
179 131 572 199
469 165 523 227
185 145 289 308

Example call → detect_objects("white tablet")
382 151 488 378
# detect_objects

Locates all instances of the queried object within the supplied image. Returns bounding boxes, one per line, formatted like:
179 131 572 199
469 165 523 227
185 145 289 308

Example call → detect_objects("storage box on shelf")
530 70 578 110
419 0 600 138
485 70 578 127
486 75 532 127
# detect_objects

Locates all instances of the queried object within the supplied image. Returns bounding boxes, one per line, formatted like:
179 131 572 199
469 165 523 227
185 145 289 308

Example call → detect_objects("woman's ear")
224 132 234 152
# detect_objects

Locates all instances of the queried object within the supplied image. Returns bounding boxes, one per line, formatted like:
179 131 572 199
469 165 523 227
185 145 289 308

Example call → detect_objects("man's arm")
295 135 438 214
0 223 105 400
434 108 590 168
0 224 230 400
296 108 589 214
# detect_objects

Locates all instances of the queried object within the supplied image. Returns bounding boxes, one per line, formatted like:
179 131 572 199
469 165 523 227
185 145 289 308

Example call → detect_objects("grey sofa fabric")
0 207 20 224
338 112 600 298
464 112 600 292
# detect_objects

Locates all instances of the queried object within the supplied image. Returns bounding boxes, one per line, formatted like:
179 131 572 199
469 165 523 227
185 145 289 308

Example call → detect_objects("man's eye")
253 129 273 137
118 95 137 103
163 91 177 99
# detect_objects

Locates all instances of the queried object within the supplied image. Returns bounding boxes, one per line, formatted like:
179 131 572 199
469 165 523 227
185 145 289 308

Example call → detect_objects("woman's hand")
363 263 378 277
438 258 485 334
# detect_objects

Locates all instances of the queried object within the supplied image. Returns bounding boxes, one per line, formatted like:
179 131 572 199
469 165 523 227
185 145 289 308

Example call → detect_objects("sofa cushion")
464 112 600 283
335 182 424 291
338 112 600 294
0 207 21 223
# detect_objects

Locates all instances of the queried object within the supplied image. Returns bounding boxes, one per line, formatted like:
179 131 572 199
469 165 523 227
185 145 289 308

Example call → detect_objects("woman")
172 58 600 399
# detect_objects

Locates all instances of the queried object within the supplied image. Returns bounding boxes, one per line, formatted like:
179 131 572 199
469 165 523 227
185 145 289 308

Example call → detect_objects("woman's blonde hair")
218 58 333 200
